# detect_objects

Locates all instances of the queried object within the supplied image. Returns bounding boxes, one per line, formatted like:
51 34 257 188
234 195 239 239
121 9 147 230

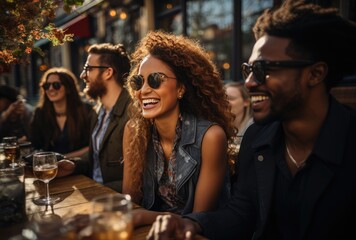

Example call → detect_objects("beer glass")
91 194 133 240
32 152 59 205
3 136 20 167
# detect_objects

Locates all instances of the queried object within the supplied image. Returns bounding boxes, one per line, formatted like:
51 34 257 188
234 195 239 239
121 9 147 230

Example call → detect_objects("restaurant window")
105 6 141 52
241 0 273 63
155 0 183 34
186 0 233 81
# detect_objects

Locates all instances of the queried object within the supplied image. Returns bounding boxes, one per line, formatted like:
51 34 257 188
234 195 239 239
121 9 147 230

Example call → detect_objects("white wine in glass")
32 152 59 205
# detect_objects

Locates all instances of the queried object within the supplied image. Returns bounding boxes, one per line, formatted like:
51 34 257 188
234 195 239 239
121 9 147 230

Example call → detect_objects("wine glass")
32 152 59 205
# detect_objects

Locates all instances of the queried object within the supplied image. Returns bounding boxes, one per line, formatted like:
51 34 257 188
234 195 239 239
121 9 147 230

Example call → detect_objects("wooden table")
1 174 155 239
1 173 206 239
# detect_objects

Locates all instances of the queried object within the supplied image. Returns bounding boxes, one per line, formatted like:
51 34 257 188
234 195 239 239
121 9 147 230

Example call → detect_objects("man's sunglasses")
241 60 315 84
83 65 110 75
129 72 176 91
42 82 62 90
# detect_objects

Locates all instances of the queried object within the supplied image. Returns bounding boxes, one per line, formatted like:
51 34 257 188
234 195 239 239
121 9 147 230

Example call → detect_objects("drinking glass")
3 136 20 167
91 194 133 240
32 152 59 205
0 164 26 226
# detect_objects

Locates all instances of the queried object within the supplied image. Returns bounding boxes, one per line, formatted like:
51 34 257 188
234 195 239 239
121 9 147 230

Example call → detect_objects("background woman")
225 81 253 136
225 81 253 183
30 67 93 158
123 31 235 227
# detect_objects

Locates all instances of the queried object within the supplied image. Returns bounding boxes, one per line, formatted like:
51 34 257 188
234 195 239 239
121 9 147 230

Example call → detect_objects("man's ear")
308 62 328 87
106 67 115 79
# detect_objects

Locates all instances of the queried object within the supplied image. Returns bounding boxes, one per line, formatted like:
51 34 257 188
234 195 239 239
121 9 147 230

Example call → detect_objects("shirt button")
257 155 264 161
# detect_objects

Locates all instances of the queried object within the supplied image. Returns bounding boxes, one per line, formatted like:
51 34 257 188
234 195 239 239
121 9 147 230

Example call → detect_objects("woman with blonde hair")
225 81 253 182
123 31 235 227
225 81 253 136
30 67 93 158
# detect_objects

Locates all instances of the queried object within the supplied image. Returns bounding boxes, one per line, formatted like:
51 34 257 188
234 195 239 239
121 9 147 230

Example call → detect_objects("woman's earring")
178 95 183 99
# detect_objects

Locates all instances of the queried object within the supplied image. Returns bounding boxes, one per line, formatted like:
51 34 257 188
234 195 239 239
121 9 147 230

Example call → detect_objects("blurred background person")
123 31 235 227
30 67 93 159
0 85 34 142
225 82 253 180
225 81 253 137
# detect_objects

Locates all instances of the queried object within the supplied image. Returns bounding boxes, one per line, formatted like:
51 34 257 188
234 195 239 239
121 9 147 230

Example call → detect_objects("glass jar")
0 163 26 226
0 143 5 161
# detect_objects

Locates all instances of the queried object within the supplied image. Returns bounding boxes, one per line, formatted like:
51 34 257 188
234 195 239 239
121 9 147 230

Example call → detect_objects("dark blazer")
75 89 131 192
188 97 356 240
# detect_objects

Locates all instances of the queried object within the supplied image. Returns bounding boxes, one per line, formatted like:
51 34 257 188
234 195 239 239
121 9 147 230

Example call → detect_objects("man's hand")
57 159 75 178
146 214 201 240
1 100 24 121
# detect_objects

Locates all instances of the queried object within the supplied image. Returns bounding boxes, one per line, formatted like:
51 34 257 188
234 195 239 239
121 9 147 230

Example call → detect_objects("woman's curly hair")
124 30 235 199
253 0 356 90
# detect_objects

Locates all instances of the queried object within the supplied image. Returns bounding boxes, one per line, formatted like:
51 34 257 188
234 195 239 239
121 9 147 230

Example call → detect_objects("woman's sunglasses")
241 60 315 84
129 72 176 91
42 82 62 90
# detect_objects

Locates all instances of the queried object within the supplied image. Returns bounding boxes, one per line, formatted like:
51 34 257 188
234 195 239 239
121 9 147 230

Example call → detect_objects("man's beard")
253 112 278 126
253 90 303 126
84 79 107 100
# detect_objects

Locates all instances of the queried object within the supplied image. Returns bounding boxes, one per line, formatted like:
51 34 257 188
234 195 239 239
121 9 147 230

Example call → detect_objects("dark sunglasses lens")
43 83 50 90
148 73 162 89
43 82 61 90
253 62 265 84
241 64 251 80
130 75 143 90
52 82 62 90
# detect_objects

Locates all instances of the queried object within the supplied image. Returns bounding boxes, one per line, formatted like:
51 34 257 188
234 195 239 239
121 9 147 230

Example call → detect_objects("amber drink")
91 194 133 240
33 164 58 182
3 136 20 166
32 152 59 205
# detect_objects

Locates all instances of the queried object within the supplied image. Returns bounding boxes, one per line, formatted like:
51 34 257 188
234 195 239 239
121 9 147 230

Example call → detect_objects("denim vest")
141 112 231 214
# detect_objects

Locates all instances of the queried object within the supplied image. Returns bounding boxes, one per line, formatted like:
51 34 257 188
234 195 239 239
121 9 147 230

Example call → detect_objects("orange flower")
1 0 84 65
18 24 25 32
25 47 32 54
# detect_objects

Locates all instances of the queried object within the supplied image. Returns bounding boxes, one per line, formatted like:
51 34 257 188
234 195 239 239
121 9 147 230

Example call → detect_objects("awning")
61 14 91 38
34 0 104 47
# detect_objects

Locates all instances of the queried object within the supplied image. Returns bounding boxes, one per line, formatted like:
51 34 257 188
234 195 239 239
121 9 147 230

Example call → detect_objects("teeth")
251 95 269 103
142 98 159 106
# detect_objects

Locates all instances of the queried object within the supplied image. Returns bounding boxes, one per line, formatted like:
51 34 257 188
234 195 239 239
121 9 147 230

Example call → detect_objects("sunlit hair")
125 30 235 198
225 81 252 130
38 67 90 150
253 0 356 90
87 43 131 86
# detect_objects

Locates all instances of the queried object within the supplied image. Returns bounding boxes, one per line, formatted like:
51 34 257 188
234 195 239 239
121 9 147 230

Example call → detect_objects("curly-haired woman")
122 31 235 227
30 67 94 158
